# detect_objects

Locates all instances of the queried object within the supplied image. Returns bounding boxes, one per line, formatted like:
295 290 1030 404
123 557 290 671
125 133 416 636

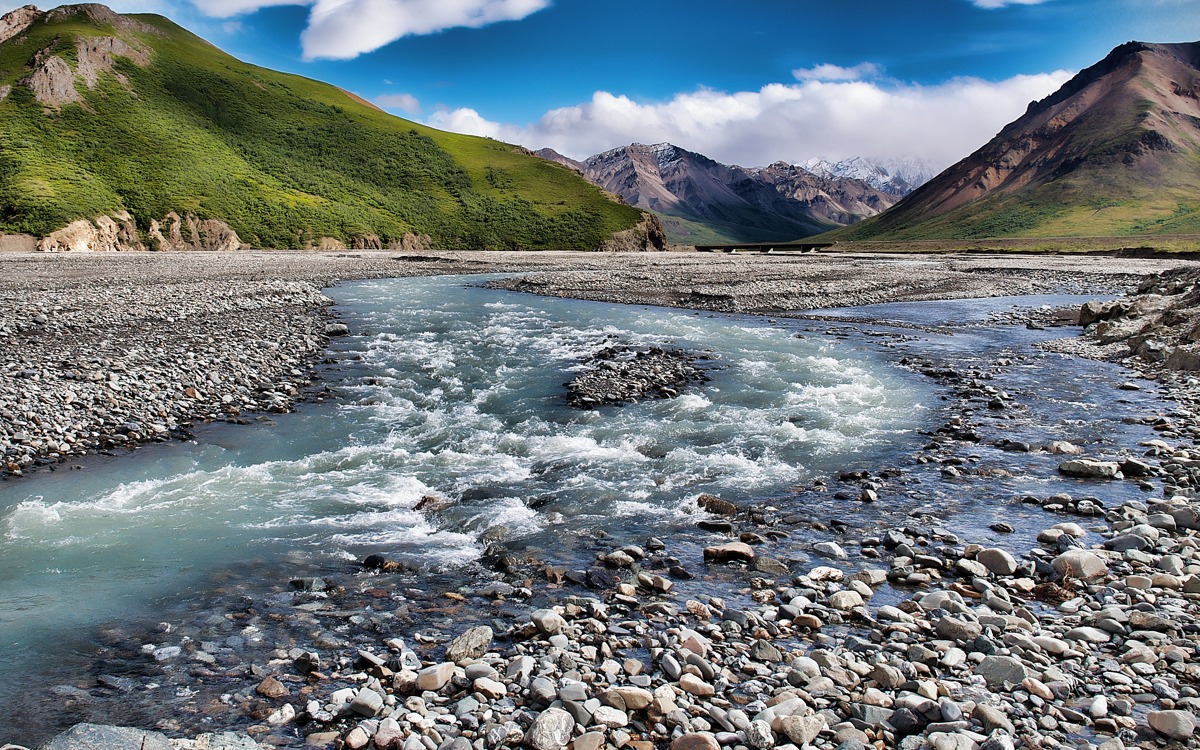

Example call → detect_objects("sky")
7 0 1200 169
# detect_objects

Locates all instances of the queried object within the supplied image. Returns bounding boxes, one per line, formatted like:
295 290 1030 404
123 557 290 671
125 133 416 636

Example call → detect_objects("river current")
0 275 1167 744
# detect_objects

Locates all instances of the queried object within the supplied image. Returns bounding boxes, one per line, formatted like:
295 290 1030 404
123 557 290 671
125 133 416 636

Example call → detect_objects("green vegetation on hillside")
0 10 642 249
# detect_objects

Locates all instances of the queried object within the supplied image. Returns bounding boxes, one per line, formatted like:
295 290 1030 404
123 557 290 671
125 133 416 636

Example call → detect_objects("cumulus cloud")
376 92 421 114
793 62 881 82
187 0 550 59
427 70 1074 170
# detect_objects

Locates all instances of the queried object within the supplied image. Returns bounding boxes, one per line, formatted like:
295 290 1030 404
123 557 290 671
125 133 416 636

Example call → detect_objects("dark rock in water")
669 565 693 579
586 569 617 590
704 542 756 563
96 675 137 692
751 556 791 576
698 520 733 532
362 554 389 570
566 344 713 408
41 723 172 750
697 493 737 515
294 651 321 674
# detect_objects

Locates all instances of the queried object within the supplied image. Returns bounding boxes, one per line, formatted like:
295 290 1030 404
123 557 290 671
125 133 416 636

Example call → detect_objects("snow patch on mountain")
800 156 937 196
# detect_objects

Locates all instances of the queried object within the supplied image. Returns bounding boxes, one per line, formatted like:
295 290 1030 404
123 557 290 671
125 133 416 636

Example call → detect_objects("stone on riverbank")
1052 549 1108 580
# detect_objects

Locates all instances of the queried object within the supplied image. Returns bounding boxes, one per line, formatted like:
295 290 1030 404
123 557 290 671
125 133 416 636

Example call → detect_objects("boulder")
1058 459 1120 479
1148 710 1197 740
446 626 493 663
671 734 721 750
1052 549 1107 580
976 655 1029 689
40 724 172 750
977 548 1018 576
528 707 576 750
703 542 755 563
779 714 827 745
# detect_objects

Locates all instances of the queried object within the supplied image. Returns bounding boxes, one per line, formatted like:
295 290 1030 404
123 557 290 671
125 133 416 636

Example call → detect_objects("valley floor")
0 248 1194 477
6 249 1200 750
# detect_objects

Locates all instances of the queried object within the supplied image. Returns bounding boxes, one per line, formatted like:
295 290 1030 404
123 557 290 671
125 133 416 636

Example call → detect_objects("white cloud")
968 0 1052 7
793 62 881 82
427 70 1074 171
376 92 421 113
187 0 550 59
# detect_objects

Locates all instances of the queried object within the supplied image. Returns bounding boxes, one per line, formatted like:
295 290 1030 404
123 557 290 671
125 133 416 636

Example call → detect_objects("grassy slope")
0 12 642 249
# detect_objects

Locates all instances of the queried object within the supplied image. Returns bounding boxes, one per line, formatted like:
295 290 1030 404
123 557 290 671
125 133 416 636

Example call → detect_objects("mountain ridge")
831 39 1200 240
0 4 651 251
539 143 905 244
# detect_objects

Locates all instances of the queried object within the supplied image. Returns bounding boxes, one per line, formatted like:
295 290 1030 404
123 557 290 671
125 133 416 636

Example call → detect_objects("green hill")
0 4 647 250
826 41 1200 242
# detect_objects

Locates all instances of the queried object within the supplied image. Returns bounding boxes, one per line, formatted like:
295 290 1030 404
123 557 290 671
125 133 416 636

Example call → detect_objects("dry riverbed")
6 249 1200 750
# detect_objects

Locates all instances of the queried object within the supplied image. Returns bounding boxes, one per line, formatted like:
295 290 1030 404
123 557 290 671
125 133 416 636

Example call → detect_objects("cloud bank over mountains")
426 69 1073 170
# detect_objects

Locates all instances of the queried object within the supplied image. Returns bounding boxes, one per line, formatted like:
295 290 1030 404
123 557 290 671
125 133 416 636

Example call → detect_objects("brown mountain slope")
553 143 899 244
833 41 1200 240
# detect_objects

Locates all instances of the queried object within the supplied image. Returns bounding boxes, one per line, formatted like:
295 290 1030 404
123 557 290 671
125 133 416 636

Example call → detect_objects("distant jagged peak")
799 155 936 196
587 142 695 172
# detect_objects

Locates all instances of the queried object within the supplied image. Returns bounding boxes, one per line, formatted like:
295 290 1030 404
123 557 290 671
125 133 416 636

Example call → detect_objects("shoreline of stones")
24 445 1200 750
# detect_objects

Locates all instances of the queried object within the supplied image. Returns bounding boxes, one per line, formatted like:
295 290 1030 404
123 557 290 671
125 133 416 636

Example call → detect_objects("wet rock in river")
1058 458 1121 479
40 724 172 750
703 542 755 563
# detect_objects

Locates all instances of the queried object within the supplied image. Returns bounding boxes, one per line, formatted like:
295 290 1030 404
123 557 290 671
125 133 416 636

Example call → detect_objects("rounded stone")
528 707 576 750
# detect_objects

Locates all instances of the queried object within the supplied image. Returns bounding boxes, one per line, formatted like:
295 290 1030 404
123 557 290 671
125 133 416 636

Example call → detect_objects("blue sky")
9 0 1199 167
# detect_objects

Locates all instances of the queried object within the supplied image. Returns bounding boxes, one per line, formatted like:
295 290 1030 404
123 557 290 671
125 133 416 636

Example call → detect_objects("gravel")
8 248 1200 750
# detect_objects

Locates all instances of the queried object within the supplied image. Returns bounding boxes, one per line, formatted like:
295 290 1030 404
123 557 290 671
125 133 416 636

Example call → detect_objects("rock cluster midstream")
566 346 711 408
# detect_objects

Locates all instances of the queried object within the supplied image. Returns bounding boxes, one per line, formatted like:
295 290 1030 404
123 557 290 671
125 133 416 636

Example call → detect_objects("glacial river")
0 276 1165 744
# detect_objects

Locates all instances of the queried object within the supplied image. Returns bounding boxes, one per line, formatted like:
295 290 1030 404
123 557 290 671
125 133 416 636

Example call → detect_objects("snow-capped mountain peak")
799 156 937 196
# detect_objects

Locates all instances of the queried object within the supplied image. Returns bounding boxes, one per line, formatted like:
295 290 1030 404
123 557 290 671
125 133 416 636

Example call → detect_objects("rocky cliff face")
25 32 151 109
597 212 669 252
36 212 247 252
0 4 40 45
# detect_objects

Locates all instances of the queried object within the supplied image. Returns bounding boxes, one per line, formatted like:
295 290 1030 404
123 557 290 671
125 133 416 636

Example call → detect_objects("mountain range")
0 4 654 251
800 157 938 197
0 3 1195 250
833 40 1200 240
537 144 920 244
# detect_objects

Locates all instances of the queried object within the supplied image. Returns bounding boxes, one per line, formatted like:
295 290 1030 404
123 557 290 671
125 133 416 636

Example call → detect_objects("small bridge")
695 241 834 254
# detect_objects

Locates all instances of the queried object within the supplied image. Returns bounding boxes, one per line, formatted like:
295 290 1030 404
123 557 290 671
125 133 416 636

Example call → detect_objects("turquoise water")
0 275 938 742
